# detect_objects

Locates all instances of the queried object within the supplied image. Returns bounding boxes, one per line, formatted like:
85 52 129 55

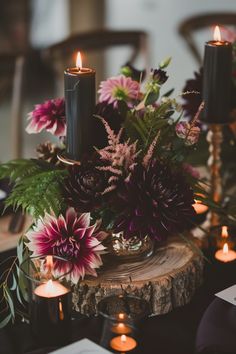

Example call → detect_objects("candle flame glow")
46 255 53 268
223 243 229 254
222 226 228 238
76 52 82 69
214 26 221 41
118 313 126 320
45 279 54 292
121 335 127 343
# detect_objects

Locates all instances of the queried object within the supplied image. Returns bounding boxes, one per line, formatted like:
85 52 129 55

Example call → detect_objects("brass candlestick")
206 124 223 226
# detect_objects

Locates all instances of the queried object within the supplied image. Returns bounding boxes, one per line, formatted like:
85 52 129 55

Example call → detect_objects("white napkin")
215 284 236 306
49 338 112 354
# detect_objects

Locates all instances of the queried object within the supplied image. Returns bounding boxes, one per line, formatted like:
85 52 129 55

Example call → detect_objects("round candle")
215 243 236 263
34 279 70 298
112 322 132 335
202 25 232 124
110 334 137 352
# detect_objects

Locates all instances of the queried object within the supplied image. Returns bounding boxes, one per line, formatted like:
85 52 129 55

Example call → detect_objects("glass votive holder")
98 294 150 353
20 255 73 346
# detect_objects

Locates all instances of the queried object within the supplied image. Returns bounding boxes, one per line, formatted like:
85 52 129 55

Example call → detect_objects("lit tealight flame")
214 25 222 42
118 313 126 320
121 335 127 343
76 51 82 70
223 243 229 254
222 226 228 238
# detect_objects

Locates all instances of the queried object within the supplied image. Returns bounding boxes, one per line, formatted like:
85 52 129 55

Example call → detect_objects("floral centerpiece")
0 58 227 327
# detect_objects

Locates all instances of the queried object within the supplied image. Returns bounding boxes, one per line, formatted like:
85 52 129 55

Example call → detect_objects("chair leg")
11 56 25 159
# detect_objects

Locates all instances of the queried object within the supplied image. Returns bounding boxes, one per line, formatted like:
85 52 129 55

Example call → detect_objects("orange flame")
223 243 229 254
121 335 127 343
76 52 82 69
221 226 228 238
214 26 221 41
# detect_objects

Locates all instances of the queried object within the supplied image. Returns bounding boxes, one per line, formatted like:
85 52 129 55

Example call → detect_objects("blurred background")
0 0 236 161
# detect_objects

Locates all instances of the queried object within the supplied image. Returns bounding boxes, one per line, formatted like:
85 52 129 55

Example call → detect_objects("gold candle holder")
206 124 223 227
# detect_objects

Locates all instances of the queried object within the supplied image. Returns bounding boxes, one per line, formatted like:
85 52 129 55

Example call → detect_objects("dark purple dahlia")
113 160 196 241
63 162 107 212
152 68 168 84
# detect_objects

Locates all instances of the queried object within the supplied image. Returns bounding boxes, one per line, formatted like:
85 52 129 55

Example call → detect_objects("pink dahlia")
175 121 200 146
98 75 140 108
26 208 105 284
26 98 66 137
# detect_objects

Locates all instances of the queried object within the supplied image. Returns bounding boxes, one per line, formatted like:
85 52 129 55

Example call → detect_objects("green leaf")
17 239 24 265
4 286 15 319
159 57 171 69
5 169 67 219
10 274 17 291
16 286 24 306
0 313 11 329
144 90 160 106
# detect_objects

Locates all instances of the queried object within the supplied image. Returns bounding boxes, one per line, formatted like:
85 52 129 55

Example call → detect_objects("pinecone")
113 160 196 241
63 163 107 212
36 142 64 167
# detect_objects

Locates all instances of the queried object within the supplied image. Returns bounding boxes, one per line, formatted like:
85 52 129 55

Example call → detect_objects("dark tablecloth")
1 250 236 354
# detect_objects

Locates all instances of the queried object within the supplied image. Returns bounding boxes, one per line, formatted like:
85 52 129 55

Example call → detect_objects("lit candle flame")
222 226 228 238
214 26 221 41
223 243 229 254
118 313 126 320
121 335 127 343
76 52 82 70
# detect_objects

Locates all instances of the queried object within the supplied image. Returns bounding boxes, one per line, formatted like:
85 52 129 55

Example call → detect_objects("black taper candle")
202 30 232 124
64 54 95 161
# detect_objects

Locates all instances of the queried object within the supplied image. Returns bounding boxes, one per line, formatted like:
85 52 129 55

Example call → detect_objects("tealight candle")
215 242 236 263
34 279 70 298
110 334 137 352
20 255 73 346
112 322 132 335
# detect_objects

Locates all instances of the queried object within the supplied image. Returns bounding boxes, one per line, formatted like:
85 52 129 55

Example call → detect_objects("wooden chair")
178 13 236 65
41 29 149 93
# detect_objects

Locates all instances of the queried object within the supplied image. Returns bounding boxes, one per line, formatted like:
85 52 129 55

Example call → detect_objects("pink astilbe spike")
143 132 160 168
96 119 140 193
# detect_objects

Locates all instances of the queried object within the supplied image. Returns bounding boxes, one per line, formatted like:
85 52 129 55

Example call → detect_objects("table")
1 249 236 354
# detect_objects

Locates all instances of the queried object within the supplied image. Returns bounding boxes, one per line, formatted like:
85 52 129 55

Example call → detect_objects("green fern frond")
0 159 42 183
5 169 68 219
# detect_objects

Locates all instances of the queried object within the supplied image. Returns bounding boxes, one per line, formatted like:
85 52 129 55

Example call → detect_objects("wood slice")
73 240 204 316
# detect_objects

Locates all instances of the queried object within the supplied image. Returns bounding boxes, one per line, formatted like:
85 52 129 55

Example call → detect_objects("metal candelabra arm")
206 124 224 227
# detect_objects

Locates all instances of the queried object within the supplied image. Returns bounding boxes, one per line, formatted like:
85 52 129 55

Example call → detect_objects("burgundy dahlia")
152 68 168 84
26 98 66 137
113 160 195 241
63 163 107 212
26 208 105 283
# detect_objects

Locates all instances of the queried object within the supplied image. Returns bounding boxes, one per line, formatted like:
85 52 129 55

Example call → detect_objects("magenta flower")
26 208 105 283
98 75 140 108
175 121 200 145
26 98 66 137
